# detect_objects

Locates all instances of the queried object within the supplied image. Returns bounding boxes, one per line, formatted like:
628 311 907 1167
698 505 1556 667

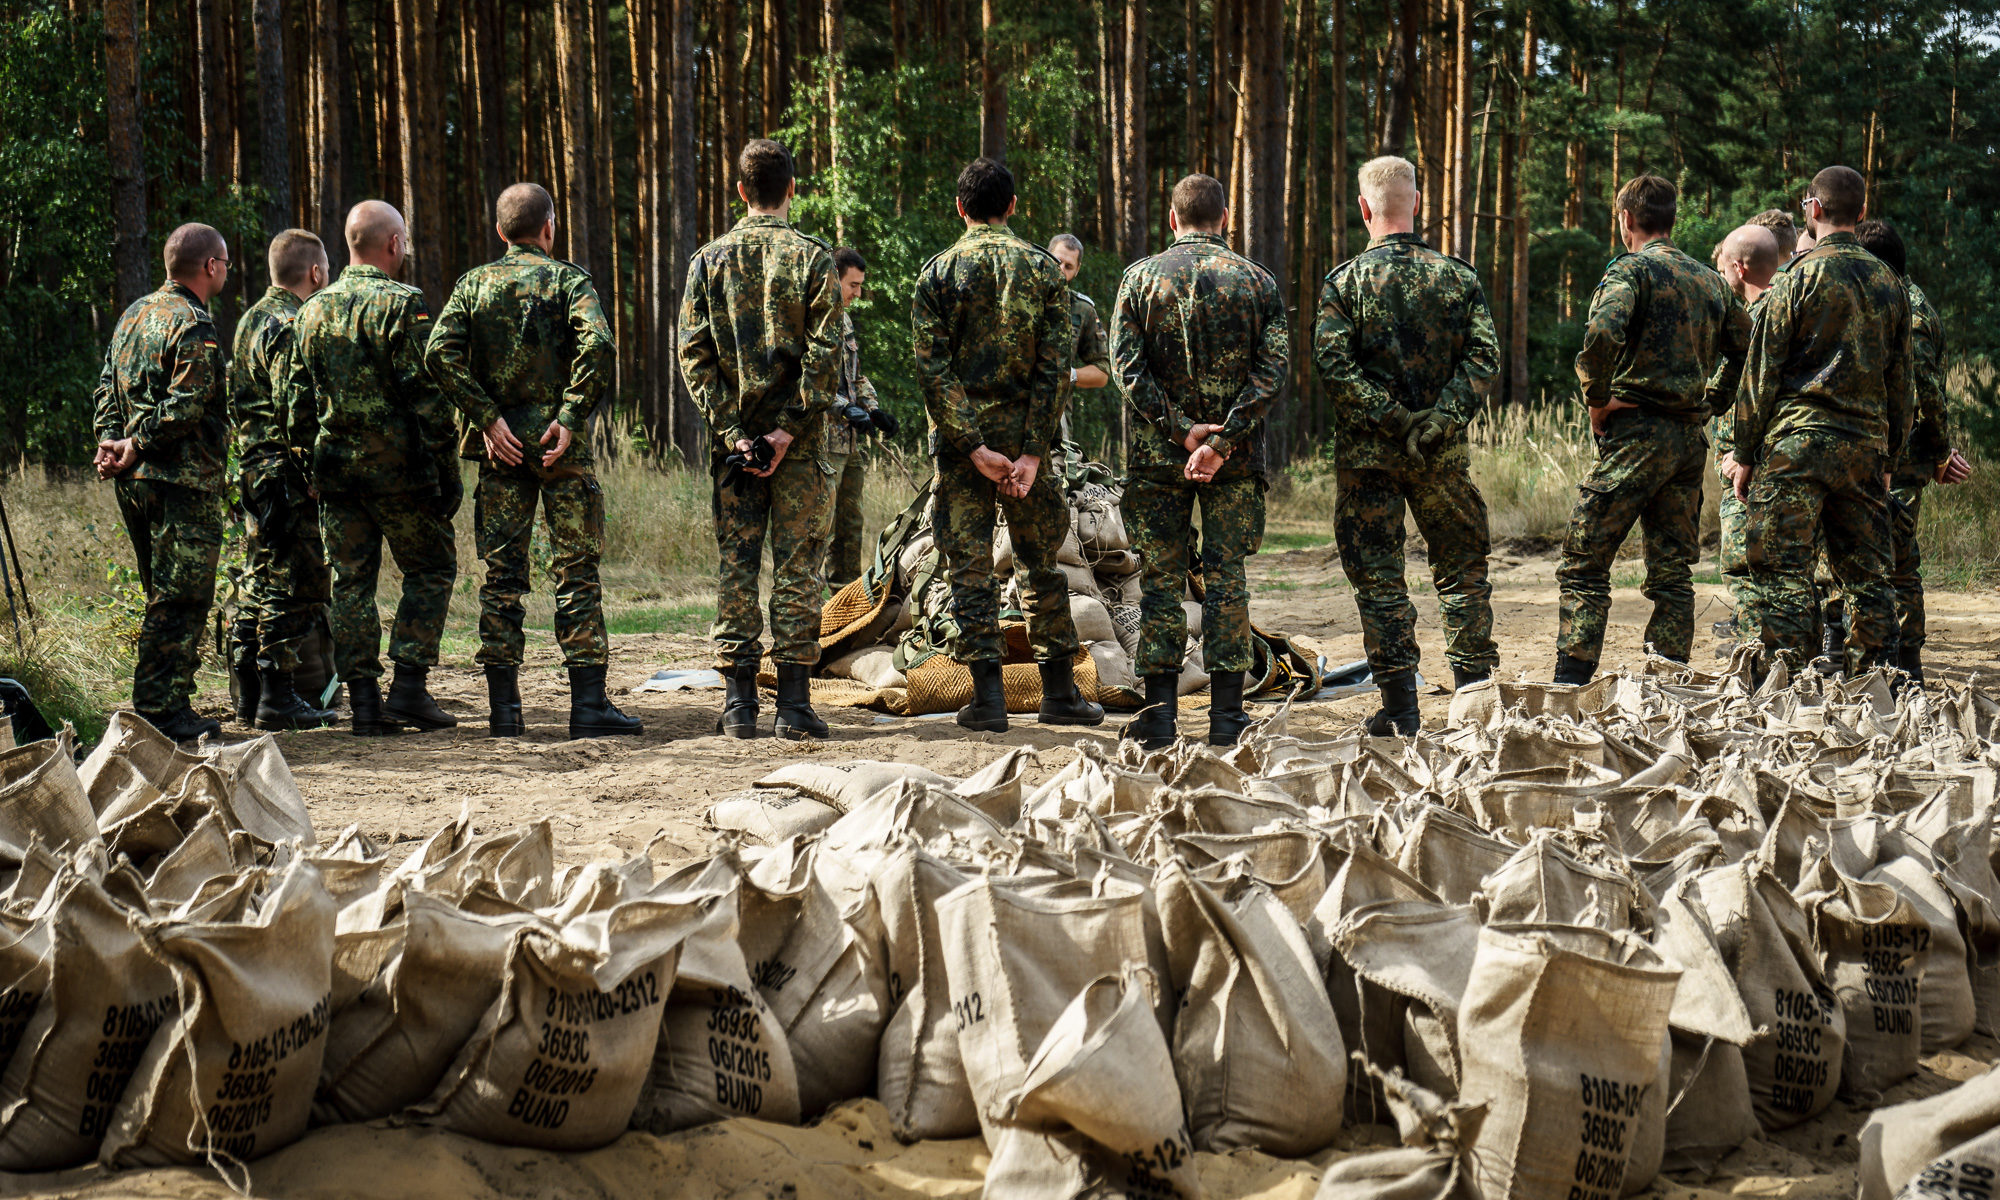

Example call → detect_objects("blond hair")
1357 156 1418 216
267 228 326 287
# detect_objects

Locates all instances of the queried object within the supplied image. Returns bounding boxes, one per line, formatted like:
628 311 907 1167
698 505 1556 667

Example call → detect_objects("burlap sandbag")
99 859 336 1169
1689 860 1845 1130
1313 1068 1483 1200
1796 855 1925 1098
1476 833 1644 932
0 875 176 1169
410 893 702 1149
1862 822 1979 1052
981 968 1200 1200
938 877 1178 1192
0 730 95 860
706 788 843 845
1394 805 1517 906
755 760 951 814
1660 1031 1760 1174
1858 1066 2000 1200
1157 860 1345 1155
205 735 315 850
0 903 52 1080
1070 595 1116 646
631 869 803 1133
1456 924 1678 1200
314 891 551 1123
872 846 977 1138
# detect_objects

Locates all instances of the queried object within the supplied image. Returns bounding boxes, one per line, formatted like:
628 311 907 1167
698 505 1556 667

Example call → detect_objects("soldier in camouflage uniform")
1314 156 1500 735
285 200 460 736
1707 224 1782 644
821 246 897 588
679 139 842 741
911 157 1102 733
1048 233 1116 464
1725 167 1912 675
91 224 232 743
1554 176 1752 682
428 182 640 740
1111 173 1287 749
1855 218 1970 684
227 229 336 731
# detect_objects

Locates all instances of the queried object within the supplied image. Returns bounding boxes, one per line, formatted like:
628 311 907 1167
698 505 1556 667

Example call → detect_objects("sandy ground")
29 550 1991 1199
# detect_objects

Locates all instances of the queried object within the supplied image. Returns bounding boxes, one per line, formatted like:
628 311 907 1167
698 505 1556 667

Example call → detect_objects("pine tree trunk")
979 0 1006 162
590 0 615 293
1511 13 1534 404
1383 0 1419 155
1451 0 1474 258
670 0 701 461
555 0 591 268
1119 0 1148 262
314 0 344 267
1331 0 1348 262
826 0 846 240
106 0 150 310
196 0 228 182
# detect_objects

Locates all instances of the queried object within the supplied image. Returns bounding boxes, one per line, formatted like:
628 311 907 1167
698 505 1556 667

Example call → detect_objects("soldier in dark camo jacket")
285 200 460 737
1111 173 1288 750
1708 223 1783 644
226 228 336 732
821 246 895 589
1854 218 1971 684
428 182 640 741
1724 166 1913 676
679 139 842 741
911 157 1102 734
1314 155 1499 736
1047 233 1116 464
1554 175 1753 683
91 223 232 744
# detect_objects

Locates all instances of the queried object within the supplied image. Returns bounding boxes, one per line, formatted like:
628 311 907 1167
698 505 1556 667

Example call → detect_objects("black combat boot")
773 663 827 741
486 664 524 737
1898 642 1925 686
1207 670 1252 747
1365 671 1421 736
1821 598 1847 663
143 706 222 744
382 662 457 731
254 667 335 731
228 618 261 725
1123 673 1180 750
719 664 761 738
348 677 400 736
1552 652 1596 686
1451 665 1491 692
1036 657 1104 726
569 665 643 738
957 659 1009 733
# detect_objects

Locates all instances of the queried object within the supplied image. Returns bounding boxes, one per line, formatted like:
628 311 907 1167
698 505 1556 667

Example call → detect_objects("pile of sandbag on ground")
811 462 1324 716
14 656 2000 1197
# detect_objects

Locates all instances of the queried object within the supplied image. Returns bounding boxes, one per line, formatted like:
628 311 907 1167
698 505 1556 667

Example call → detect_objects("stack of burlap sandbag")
809 464 1324 717
20 653 2000 1196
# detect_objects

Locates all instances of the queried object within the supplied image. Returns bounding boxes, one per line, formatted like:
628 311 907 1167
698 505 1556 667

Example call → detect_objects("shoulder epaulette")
1071 290 1096 309
558 258 593 280
918 246 953 278
1016 237 1061 267
1447 252 1477 272
787 226 834 255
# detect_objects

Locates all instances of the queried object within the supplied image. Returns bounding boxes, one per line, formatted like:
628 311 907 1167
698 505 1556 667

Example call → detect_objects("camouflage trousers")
1556 410 1707 665
474 466 608 668
822 449 867 588
1890 482 1926 649
1743 430 1896 673
114 478 224 714
1334 447 1498 679
712 446 831 669
319 491 457 682
934 453 1078 665
1717 461 1755 630
241 492 331 672
1126 472 1264 676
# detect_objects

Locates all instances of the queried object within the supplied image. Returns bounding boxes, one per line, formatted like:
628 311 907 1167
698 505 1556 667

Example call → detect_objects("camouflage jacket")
1576 239 1751 424
426 243 615 471
911 223 1069 462
91 282 227 494
1313 232 1498 470
678 213 842 458
826 309 881 458
283 264 453 496
229 285 303 496
1111 232 1289 481
1062 289 1114 408
1711 292 1770 463
1895 279 1949 484
1728 231 1912 466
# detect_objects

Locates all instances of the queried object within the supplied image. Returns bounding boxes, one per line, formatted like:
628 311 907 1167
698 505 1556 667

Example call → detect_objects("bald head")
345 200 408 271
1717 225 1780 300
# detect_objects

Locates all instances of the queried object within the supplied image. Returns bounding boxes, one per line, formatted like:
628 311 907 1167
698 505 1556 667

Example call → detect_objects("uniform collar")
503 242 553 261
736 213 792 231
341 264 391 283
959 222 1014 242
165 281 205 305
1814 230 1860 248
262 284 301 309
1175 231 1229 248
1635 237 1678 255
1365 231 1426 251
